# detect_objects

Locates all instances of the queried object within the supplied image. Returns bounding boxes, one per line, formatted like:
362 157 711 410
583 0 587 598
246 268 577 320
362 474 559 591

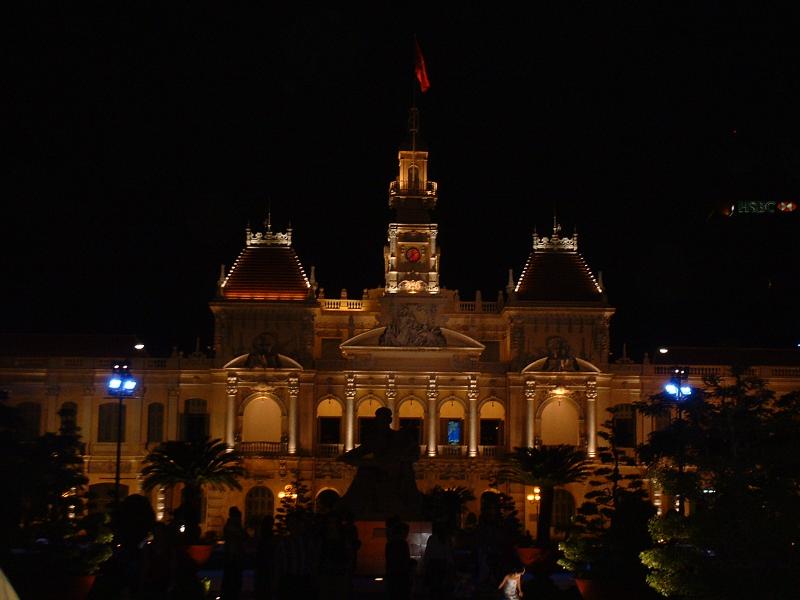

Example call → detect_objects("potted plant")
141 437 245 564
57 511 114 599
558 408 654 600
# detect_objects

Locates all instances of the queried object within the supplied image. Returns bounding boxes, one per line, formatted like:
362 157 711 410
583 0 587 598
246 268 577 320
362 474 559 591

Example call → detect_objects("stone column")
288 375 299 455
385 374 398 428
467 375 478 457
225 375 238 450
525 379 536 448
585 378 598 458
427 375 438 457
344 374 356 451
46 385 60 433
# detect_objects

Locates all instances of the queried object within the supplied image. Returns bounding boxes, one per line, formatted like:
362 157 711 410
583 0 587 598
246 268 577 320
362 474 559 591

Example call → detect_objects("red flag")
414 39 431 93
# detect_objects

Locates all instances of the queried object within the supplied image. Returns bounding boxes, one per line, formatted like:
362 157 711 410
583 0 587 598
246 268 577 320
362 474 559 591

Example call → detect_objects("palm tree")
497 445 591 546
141 438 246 542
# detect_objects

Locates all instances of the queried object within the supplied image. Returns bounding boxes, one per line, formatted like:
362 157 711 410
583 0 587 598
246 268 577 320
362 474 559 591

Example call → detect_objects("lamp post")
664 367 691 515
108 361 137 508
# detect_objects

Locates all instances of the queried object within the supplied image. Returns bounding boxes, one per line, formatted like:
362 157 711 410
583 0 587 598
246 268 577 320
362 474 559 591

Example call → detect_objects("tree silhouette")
497 444 590 545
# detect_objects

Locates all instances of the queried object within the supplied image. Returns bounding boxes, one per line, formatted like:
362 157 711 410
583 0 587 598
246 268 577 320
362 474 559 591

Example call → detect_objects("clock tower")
384 108 440 295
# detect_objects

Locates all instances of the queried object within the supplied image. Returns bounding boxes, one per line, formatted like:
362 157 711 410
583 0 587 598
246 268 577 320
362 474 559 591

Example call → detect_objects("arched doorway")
315 489 340 514
242 397 282 442
540 398 579 446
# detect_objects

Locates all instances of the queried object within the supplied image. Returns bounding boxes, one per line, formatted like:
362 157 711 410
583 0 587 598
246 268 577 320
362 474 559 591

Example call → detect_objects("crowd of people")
82 494 549 600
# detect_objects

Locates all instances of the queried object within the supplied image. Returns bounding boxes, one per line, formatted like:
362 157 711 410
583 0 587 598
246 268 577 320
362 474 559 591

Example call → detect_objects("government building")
2 112 799 537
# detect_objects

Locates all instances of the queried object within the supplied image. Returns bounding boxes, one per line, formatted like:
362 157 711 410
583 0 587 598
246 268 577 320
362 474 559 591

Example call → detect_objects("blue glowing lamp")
108 362 137 396
664 368 690 399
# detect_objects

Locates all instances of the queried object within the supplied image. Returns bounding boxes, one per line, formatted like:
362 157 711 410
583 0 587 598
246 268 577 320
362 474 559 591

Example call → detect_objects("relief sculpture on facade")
379 304 446 347
245 333 281 368
542 336 580 372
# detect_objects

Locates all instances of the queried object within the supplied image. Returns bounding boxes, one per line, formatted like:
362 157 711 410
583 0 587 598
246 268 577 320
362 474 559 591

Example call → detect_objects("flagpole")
411 35 418 155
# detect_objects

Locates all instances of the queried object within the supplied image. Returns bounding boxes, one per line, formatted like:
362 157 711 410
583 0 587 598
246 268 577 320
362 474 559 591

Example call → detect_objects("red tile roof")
221 245 310 301
515 248 603 303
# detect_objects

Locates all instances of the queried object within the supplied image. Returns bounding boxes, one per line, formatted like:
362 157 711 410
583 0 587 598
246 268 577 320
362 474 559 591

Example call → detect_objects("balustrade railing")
316 443 344 458
237 441 287 456
479 445 500 458
437 444 466 457
389 180 437 196
456 301 499 313
320 299 364 311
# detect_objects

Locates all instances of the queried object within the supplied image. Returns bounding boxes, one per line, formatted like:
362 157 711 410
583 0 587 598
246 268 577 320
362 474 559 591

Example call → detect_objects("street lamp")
108 361 137 508
663 367 691 515
664 367 692 403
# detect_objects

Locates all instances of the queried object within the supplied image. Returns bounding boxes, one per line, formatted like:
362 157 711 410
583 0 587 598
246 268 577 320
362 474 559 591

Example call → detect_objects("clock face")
405 247 421 263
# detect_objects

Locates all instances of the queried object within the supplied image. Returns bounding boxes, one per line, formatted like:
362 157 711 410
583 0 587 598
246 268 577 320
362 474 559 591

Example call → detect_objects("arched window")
147 403 165 443
59 401 78 433
98 402 125 443
479 400 505 447
612 404 636 448
245 486 274 530
552 489 576 531
407 165 420 191
16 402 41 441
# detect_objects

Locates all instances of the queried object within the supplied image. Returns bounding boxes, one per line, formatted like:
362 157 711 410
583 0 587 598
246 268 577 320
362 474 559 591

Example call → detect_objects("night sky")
4 5 799 359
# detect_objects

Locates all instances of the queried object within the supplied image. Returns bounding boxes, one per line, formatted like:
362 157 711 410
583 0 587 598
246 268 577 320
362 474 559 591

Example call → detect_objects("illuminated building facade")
2 121 799 536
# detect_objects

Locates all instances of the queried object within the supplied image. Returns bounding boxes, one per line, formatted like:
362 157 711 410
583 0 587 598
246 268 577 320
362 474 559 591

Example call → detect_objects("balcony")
237 441 287 456
316 443 344 458
437 444 466 458
389 180 437 196
478 445 501 458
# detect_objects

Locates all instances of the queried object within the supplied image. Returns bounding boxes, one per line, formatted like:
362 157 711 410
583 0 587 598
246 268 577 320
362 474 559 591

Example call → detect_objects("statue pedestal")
354 520 432 576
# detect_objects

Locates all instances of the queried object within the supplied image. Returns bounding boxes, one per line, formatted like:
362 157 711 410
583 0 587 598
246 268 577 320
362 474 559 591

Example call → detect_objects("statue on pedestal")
337 407 423 521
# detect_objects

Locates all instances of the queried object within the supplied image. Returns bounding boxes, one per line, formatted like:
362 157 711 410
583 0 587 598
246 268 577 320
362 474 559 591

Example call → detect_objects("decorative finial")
265 206 272 232
506 268 515 294
309 265 317 291
218 264 226 288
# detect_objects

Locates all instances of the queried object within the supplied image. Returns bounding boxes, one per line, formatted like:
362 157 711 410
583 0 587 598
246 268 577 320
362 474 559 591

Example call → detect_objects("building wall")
4 305 800 537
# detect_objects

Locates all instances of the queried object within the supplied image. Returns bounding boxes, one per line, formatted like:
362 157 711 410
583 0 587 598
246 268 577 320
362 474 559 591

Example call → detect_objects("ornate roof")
219 223 310 301
514 224 604 303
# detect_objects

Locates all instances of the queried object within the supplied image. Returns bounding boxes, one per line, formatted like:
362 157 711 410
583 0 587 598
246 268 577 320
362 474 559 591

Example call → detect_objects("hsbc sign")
735 200 797 214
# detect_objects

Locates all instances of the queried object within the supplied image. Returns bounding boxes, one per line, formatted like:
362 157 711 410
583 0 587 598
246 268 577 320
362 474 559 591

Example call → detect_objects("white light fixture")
659 347 669 354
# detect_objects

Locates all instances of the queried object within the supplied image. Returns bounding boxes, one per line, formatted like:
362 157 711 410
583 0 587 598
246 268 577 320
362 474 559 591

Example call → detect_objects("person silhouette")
221 506 246 600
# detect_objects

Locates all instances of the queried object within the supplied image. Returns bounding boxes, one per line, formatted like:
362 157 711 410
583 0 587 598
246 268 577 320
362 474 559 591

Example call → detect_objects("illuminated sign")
736 201 776 214
733 200 797 215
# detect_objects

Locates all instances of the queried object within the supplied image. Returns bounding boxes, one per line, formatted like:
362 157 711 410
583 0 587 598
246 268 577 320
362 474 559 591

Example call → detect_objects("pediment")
224 353 303 369
339 327 484 371
521 356 600 373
